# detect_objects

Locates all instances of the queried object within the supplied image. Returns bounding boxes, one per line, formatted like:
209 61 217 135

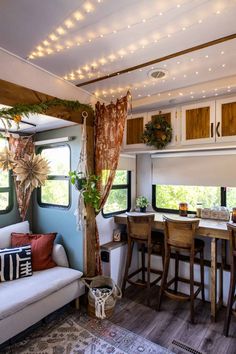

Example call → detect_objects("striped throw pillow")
0 245 32 282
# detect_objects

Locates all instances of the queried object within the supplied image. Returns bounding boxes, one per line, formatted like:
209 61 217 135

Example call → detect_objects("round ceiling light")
148 68 168 79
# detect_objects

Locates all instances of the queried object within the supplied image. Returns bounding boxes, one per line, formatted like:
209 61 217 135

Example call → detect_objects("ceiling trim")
76 33 236 87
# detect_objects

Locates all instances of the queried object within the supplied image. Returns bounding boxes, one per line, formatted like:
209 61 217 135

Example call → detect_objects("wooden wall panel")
186 107 210 140
222 102 236 137
126 117 144 144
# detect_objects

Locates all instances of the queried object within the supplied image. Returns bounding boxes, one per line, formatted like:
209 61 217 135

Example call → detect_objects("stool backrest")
163 216 199 249
127 214 154 242
227 223 236 257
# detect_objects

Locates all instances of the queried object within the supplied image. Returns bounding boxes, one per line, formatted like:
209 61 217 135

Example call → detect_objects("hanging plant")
69 171 100 211
142 116 172 149
0 98 93 132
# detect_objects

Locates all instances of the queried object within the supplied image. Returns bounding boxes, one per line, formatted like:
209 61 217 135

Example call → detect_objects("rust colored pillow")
11 233 57 271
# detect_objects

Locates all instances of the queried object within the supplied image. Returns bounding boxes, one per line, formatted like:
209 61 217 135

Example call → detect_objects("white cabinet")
123 112 148 149
215 96 236 143
123 95 236 151
181 101 215 145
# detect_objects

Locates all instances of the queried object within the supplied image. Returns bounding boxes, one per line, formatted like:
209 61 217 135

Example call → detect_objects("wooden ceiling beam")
0 79 94 126
76 33 236 87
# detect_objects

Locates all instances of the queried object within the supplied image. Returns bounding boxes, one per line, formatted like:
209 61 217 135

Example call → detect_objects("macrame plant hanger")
74 111 89 230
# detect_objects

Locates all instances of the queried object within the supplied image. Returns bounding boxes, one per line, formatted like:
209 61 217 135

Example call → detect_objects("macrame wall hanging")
74 111 89 230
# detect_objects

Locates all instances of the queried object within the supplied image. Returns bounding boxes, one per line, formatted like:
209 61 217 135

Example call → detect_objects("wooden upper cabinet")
216 97 236 142
148 108 178 146
124 113 147 148
181 101 215 145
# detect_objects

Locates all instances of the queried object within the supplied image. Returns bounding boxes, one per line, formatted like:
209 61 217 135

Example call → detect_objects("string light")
29 0 228 60
95 84 236 102
28 0 102 59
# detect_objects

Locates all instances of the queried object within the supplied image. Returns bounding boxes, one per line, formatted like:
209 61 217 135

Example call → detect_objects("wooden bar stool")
157 216 205 323
223 223 236 337
122 214 164 304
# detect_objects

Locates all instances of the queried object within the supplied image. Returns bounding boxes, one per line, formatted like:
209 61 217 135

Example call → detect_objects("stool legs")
174 252 179 293
223 257 236 337
190 254 195 324
157 248 170 311
200 249 205 302
141 243 145 283
122 239 133 294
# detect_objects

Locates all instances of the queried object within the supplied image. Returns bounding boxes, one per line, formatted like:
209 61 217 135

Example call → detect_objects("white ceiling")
0 0 235 112
0 105 76 134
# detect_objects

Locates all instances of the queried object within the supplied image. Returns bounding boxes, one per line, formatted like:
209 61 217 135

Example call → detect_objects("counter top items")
136 196 149 213
231 208 236 223
196 203 203 218
179 202 188 217
201 207 230 221
113 229 121 242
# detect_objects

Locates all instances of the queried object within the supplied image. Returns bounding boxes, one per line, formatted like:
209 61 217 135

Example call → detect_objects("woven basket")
83 276 122 319
87 302 114 319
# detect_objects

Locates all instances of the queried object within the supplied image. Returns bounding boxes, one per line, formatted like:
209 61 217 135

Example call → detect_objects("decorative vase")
140 207 146 213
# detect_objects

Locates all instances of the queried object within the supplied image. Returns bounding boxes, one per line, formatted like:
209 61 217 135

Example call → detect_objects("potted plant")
69 171 86 191
136 196 149 213
69 171 100 211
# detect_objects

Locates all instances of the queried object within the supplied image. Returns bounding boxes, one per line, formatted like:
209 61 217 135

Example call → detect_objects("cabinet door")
123 113 148 149
181 101 215 145
147 108 178 147
216 96 236 142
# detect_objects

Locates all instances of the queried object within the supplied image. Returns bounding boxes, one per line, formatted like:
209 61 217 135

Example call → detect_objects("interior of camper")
0 1 236 353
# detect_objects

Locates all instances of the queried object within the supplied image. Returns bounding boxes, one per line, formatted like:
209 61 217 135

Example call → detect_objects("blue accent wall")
32 125 84 271
0 190 21 228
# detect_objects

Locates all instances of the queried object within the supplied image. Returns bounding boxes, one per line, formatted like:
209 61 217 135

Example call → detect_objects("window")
38 145 70 208
153 185 221 213
102 170 131 217
0 138 13 213
152 184 236 213
226 187 236 210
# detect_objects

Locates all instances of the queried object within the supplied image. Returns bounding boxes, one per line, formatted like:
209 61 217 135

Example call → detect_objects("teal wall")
32 125 84 271
0 190 21 228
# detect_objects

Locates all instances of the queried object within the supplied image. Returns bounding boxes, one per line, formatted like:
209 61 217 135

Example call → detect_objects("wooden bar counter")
114 212 230 321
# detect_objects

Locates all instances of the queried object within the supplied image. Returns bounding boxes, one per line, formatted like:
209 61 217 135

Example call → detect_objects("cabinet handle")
211 123 214 138
216 122 221 137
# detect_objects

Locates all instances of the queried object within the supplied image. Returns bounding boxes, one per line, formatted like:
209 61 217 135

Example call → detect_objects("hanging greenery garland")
0 98 93 131
142 115 172 149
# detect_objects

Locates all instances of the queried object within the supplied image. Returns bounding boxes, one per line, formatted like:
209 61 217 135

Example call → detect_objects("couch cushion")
11 233 56 271
0 266 83 320
52 244 69 268
0 221 30 249
0 245 32 282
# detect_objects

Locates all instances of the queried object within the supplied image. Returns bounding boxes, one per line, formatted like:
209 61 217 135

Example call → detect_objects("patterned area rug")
2 309 173 354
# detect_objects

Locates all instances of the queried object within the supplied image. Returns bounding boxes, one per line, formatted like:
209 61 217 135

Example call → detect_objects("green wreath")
142 116 172 149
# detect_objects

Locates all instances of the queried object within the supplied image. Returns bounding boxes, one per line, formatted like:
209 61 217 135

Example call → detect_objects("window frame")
37 143 71 209
102 170 131 218
152 185 227 214
0 171 13 214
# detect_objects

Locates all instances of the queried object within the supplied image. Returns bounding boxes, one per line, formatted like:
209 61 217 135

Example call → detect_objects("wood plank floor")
110 285 236 354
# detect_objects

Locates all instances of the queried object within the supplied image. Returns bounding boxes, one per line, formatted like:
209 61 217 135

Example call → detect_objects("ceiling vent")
148 68 168 79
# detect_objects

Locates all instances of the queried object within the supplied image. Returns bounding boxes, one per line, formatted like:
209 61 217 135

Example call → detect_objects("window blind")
152 151 236 187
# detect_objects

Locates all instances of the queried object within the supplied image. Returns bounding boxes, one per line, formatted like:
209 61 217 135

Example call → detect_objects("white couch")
0 221 84 345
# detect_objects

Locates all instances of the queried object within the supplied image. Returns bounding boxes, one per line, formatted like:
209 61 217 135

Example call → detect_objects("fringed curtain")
9 135 34 221
94 92 130 274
